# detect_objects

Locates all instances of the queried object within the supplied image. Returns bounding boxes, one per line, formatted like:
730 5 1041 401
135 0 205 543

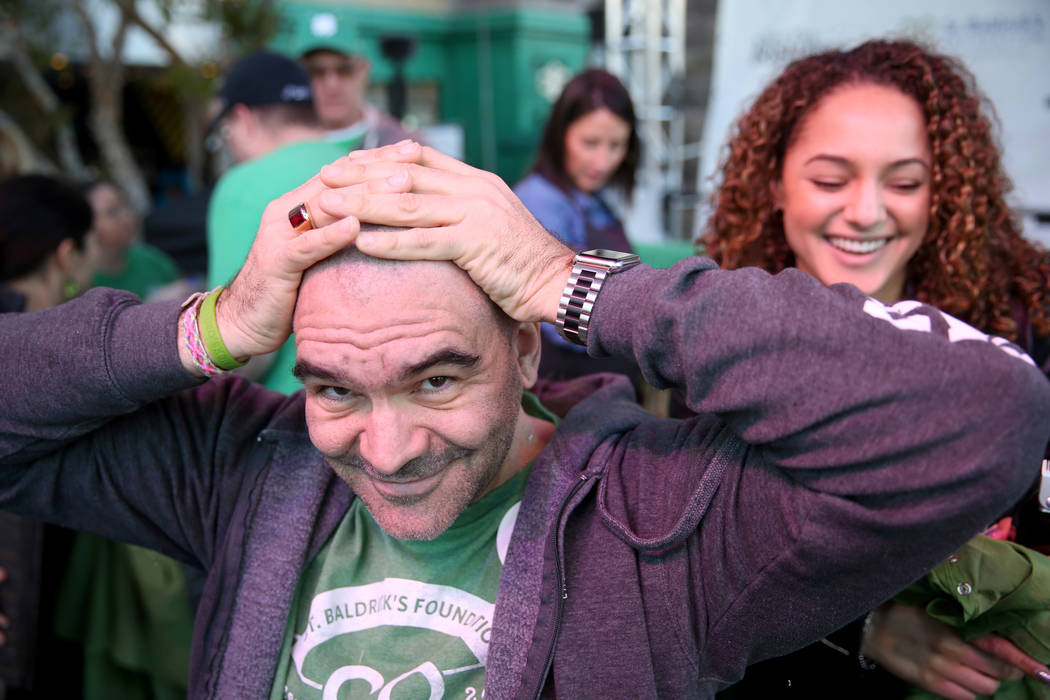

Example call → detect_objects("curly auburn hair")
702 39 1050 342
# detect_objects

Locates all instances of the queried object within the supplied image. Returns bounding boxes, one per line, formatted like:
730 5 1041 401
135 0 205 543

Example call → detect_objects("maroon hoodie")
1 258 1047 698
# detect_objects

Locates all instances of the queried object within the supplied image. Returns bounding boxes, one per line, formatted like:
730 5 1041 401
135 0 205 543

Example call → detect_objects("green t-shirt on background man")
207 136 361 395
93 242 179 300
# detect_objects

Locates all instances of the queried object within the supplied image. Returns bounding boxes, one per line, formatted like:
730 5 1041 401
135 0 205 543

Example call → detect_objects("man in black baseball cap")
209 50 318 162
205 49 347 393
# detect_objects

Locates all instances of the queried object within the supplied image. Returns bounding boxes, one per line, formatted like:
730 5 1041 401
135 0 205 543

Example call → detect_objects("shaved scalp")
303 233 517 336
304 225 407 279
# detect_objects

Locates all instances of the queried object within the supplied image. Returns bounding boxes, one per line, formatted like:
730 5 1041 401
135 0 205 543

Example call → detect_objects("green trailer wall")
270 2 589 184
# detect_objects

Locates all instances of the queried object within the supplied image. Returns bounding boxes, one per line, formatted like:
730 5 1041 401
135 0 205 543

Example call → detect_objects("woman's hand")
862 602 1050 699
314 141 576 324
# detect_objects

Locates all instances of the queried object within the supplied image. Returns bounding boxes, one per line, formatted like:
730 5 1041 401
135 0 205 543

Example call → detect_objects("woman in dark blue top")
515 68 641 382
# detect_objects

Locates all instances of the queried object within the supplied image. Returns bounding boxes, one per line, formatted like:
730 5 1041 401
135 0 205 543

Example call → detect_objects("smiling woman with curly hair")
705 39 1050 700
703 38 1050 345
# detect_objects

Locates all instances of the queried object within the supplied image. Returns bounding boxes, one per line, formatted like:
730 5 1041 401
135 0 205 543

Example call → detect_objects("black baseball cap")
211 50 314 129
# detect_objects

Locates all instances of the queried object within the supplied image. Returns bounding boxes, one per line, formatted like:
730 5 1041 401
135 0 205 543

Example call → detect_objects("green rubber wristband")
198 287 248 370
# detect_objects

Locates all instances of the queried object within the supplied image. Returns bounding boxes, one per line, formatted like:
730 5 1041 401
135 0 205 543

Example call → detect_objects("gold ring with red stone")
288 202 315 233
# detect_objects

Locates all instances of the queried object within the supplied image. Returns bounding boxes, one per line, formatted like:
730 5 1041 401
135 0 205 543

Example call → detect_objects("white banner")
699 0 1050 214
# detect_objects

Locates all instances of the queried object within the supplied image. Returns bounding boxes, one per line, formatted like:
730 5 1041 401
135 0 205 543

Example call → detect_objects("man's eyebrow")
292 360 342 384
400 350 480 382
292 351 480 385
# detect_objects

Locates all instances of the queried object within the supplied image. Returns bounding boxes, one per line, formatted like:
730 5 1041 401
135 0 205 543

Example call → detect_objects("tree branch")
71 0 149 214
113 0 189 67
70 0 101 64
1 25 59 112
0 23 89 177
0 107 59 175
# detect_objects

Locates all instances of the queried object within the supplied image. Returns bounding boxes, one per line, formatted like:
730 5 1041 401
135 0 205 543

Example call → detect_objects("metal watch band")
556 250 640 346
557 262 607 346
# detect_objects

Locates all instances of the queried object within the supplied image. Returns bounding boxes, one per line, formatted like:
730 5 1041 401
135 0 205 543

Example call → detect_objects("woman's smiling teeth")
826 236 891 255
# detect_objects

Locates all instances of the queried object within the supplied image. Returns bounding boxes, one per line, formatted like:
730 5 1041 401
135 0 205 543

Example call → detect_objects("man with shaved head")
294 250 537 542
2 144 1049 698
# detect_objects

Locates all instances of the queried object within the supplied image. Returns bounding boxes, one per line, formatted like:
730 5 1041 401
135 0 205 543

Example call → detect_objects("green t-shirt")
93 242 179 300
207 136 362 395
271 393 556 700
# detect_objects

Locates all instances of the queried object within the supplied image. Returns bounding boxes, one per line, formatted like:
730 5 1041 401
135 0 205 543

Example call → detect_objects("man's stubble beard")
331 378 524 541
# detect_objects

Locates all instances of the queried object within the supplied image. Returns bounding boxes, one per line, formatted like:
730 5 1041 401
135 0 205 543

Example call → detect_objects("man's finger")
259 173 329 229
344 140 424 165
285 217 362 270
321 160 494 202
399 160 507 196
413 145 493 177
322 190 473 231
334 142 490 180
355 224 461 262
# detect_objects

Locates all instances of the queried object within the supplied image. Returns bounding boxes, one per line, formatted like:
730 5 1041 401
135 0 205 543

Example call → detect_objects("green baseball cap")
294 11 360 58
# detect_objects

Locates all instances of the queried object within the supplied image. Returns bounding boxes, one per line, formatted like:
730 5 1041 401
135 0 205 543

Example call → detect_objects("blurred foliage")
203 0 281 55
0 0 282 192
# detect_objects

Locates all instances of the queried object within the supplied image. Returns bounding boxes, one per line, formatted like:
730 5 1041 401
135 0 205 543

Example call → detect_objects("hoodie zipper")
533 472 590 699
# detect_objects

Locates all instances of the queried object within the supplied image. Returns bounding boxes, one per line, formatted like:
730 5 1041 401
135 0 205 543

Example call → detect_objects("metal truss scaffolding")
604 0 688 241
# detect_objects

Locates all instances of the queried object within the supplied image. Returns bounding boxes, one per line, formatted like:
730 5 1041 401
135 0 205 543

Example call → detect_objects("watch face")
578 249 641 271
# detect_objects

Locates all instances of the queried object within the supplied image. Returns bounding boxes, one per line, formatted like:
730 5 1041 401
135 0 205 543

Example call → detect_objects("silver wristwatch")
556 249 641 346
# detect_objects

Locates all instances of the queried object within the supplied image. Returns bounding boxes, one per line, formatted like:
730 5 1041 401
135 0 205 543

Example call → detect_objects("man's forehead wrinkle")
301 252 500 326
322 265 487 322
296 316 453 350
330 255 490 305
296 254 503 357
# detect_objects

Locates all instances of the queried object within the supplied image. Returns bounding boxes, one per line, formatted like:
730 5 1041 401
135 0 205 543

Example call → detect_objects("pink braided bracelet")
180 292 226 378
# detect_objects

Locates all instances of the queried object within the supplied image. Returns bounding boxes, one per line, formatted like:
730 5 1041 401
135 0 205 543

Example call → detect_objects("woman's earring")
62 278 80 300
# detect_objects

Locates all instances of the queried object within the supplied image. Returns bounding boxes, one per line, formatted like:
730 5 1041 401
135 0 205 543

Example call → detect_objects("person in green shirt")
206 50 360 395
85 180 183 301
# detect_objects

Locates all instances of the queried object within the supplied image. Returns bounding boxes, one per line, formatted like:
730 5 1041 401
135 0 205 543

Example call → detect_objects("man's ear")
51 237 78 275
230 103 254 131
513 322 542 390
